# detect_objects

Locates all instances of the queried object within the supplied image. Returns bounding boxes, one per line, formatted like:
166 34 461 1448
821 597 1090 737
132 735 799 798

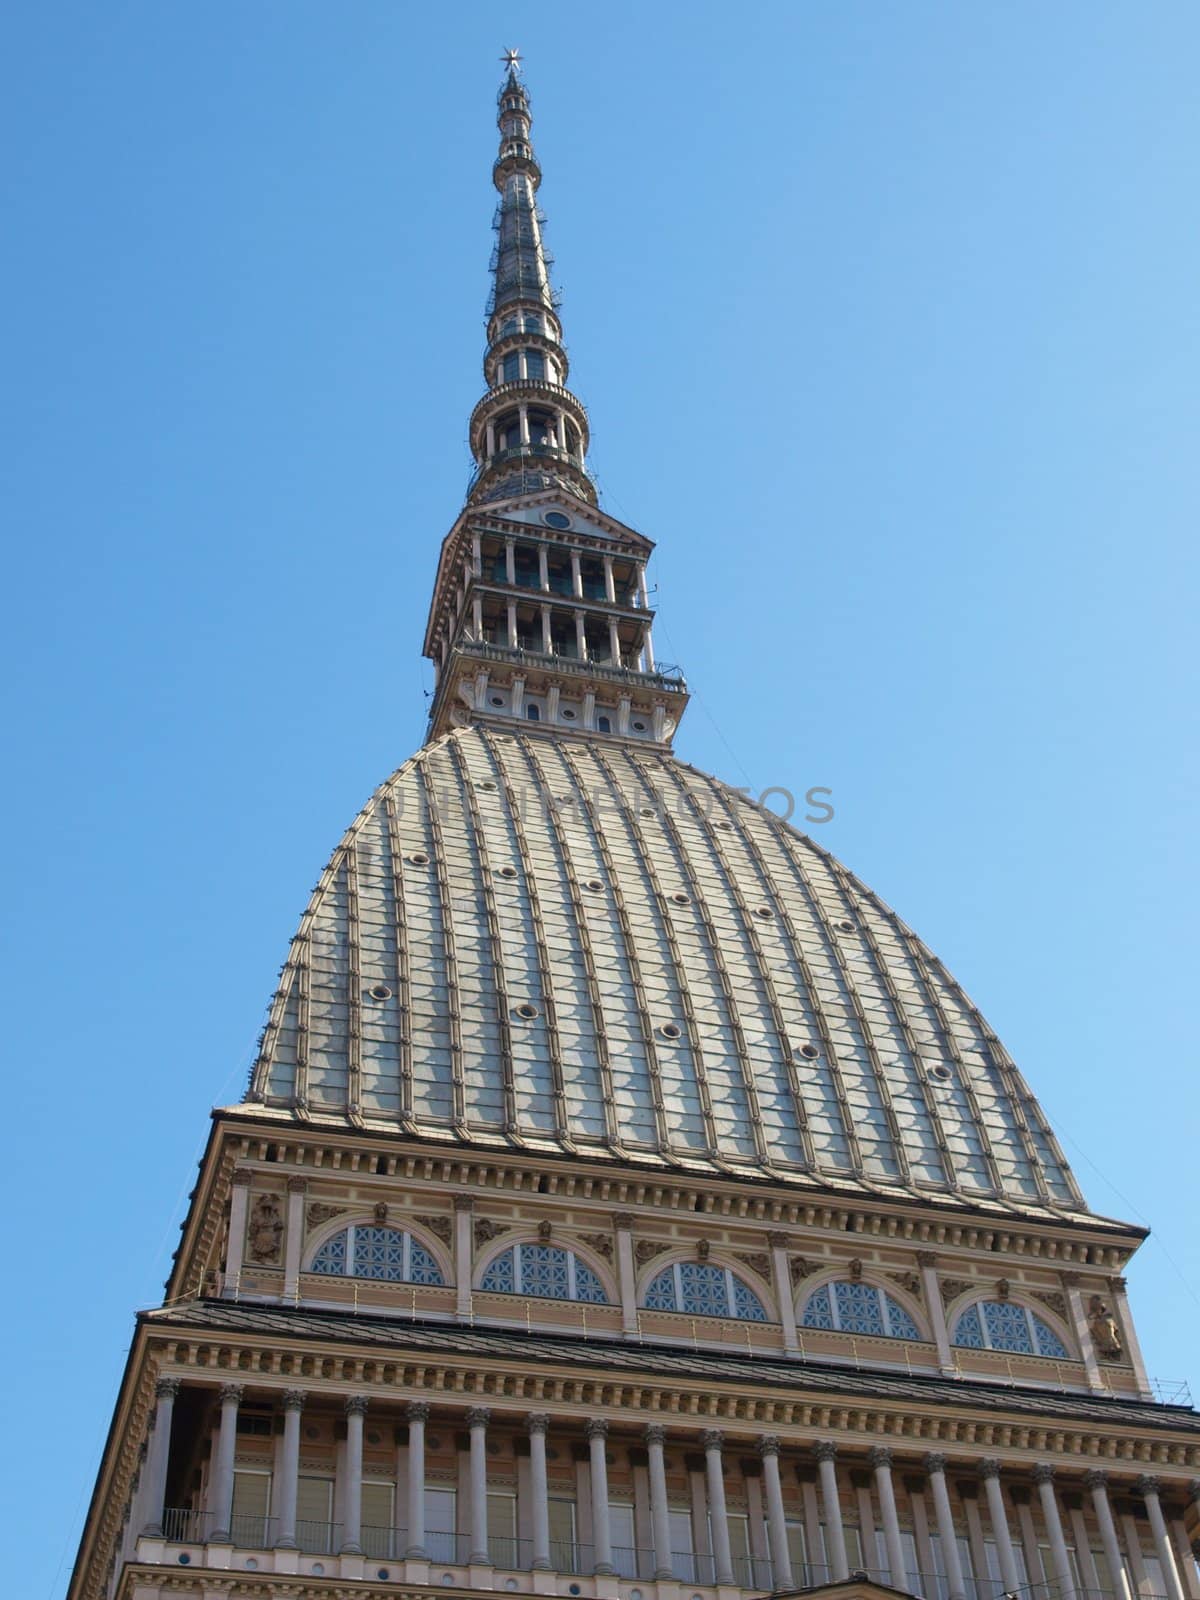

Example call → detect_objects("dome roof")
248 726 1085 1220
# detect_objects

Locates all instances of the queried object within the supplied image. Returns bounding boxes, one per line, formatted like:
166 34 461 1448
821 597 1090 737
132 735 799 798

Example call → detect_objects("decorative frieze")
414 1213 453 1247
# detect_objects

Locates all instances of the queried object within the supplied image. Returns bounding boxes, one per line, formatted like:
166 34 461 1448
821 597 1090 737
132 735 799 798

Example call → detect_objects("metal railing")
456 638 686 691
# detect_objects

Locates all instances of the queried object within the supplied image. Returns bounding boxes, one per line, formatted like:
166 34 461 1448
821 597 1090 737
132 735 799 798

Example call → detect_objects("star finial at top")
501 47 522 76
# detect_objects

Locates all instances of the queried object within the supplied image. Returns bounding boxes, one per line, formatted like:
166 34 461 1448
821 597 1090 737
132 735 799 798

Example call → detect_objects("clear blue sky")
4 4 1198 1593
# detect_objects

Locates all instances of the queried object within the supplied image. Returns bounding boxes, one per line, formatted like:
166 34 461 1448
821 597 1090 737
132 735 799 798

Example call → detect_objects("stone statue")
1087 1294 1123 1359
247 1192 283 1263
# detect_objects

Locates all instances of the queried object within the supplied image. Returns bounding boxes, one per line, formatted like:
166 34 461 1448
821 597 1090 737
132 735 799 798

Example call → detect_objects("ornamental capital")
612 1212 635 1230
700 1429 725 1452
406 1401 431 1424
868 1447 894 1469
1060 1271 1081 1287
230 1167 253 1187
924 1452 948 1475
814 1440 837 1464
1109 1275 1128 1292
643 1424 667 1447
1135 1475 1162 1499
1032 1463 1056 1486
1083 1469 1109 1491
282 1389 307 1412
218 1383 244 1406
978 1458 1002 1481
766 1231 790 1250
585 1417 609 1441
465 1406 491 1428
453 1193 475 1213
915 1250 938 1268
287 1175 307 1194
345 1394 369 1418
526 1413 549 1436
155 1376 182 1401
758 1435 781 1458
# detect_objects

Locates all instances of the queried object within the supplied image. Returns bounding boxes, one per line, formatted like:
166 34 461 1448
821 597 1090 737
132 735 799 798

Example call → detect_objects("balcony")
455 637 687 693
468 442 592 491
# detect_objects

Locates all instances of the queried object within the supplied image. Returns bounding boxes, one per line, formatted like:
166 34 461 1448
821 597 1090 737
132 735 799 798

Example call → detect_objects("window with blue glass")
502 351 521 383
951 1300 1069 1358
800 1281 921 1340
479 1243 609 1303
524 349 545 381
309 1225 444 1284
643 1261 768 1321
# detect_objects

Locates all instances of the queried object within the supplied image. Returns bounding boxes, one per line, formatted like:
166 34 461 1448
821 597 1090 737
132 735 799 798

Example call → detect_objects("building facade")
70 58 1200 1600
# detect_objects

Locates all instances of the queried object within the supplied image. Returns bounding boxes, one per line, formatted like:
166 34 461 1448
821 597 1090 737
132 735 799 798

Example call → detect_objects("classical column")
815 1442 849 1582
869 1447 907 1589
608 619 621 665
978 1459 1021 1596
587 1419 615 1575
1061 1273 1105 1392
341 1395 367 1554
570 553 583 599
472 531 482 575
1068 1502 1102 1600
208 1384 244 1543
283 1177 305 1302
527 1415 552 1571
642 626 656 672
603 555 616 603
225 1170 252 1293
1084 1469 1131 1600
541 605 553 654
274 1389 306 1549
473 596 484 639
505 538 517 584
925 1454 966 1600
1136 1477 1186 1600
768 1234 800 1355
645 1425 673 1580
575 611 587 661
702 1430 735 1586
1170 1499 1200 1600
917 1251 956 1374
759 1436 794 1591
613 1214 638 1335
538 546 550 591
454 1196 474 1320
140 1377 181 1536
1109 1277 1153 1399
406 1401 430 1557
1033 1465 1076 1600
507 601 518 649
467 1406 492 1564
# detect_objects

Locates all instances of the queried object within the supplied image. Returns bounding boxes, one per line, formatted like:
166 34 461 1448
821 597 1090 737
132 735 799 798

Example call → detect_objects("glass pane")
231 1469 271 1547
611 1504 638 1577
644 1267 677 1311
548 1497 577 1573
802 1286 834 1329
296 1475 334 1553
362 1481 395 1557
669 1508 696 1581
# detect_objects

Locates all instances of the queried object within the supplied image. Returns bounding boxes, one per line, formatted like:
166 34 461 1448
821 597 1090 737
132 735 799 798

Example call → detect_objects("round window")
498 865 518 880
490 695 505 707
368 984 393 1002
659 1022 682 1041
407 851 430 866
543 511 571 530
561 707 576 719
584 878 603 891
515 1002 540 1021
632 720 647 731
799 1043 820 1059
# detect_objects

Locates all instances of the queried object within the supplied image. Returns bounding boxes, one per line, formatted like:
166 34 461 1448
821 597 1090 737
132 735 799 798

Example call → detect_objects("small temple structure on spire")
67 53 1200 1600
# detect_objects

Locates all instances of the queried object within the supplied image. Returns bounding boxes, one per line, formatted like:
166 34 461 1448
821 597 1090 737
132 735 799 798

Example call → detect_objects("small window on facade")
526 703 540 721
951 1299 1069 1358
643 1261 767 1321
309 1226 444 1285
479 1243 609 1303
596 715 611 733
801 1281 920 1340
525 349 545 381
502 351 521 384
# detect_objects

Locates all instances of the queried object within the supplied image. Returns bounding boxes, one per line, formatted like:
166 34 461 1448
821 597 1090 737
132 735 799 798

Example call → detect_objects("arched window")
479 1243 608 1303
951 1300 1069 1359
526 702 540 721
596 715 611 733
309 1225 444 1284
801 1281 920 1339
644 1261 767 1322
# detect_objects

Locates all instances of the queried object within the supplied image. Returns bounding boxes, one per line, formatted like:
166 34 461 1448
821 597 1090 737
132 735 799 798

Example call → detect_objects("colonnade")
138 1380 1200 1600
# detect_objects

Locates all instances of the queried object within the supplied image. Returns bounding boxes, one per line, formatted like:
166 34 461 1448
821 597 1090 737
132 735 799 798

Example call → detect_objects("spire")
467 58 594 508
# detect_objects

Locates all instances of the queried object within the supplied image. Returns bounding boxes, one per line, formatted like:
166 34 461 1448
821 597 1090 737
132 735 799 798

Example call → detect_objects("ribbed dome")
248 726 1085 1220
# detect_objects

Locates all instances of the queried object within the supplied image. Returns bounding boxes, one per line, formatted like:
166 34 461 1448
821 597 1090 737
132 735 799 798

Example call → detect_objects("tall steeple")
422 56 690 745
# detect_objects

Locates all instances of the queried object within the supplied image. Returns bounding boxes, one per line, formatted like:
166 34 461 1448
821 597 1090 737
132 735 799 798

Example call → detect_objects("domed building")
71 56 1200 1600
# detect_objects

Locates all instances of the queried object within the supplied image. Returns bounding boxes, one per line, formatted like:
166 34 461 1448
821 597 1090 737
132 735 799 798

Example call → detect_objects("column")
467 1406 491 1564
283 1177 305 1302
505 538 516 584
454 1195 477 1311
526 1415 552 1570
140 1377 181 1536
645 1425 673 1580
473 596 483 639
768 1234 800 1355
587 1419 614 1575
406 1401 430 1557
702 1431 735 1586
759 1436 794 1591
815 1442 849 1582
225 1170 252 1294
1109 1277 1153 1399
1062 1273 1105 1392
603 555 616 604
1170 1501 1200 1600
869 1447 907 1590
575 611 587 662
275 1389 306 1549
1084 1470 1129 1600
485 421 496 459
613 1214 639 1336
1068 1502 1102 1600
518 406 530 446
341 1395 367 1554
636 565 649 609
1033 1464 1076 1600
917 1251 956 1374
541 605 552 654
472 530 482 575
507 601 518 649
925 1454 966 1600
570 553 583 599
1136 1477 1186 1600
978 1459 1022 1596
608 619 621 665
538 546 549 591
208 1384 244 1543
642 626 655 672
